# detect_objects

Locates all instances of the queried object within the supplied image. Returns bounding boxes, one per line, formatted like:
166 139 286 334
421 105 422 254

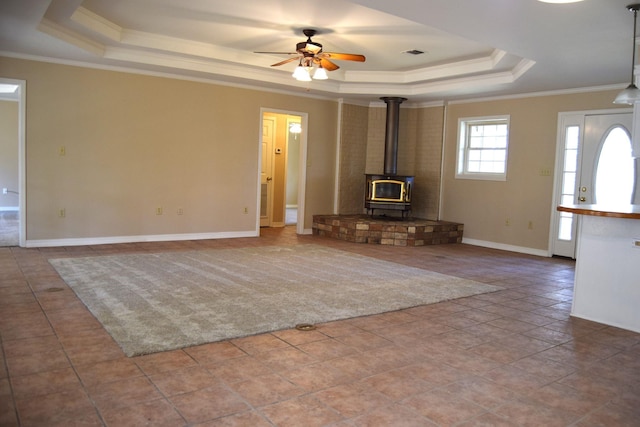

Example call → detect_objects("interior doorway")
0 78 25 247
259 109 307 234
551 110 637 258
285 116 301 225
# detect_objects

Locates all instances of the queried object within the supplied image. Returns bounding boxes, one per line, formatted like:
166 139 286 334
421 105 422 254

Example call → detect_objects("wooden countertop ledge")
557 204 640 220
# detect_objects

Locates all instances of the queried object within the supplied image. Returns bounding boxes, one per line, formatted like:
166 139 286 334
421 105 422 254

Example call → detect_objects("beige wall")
407 106 445 220
1 54 629 251
338 103 369 214
442 90 628 251
0 57 338 243
0 100 19 209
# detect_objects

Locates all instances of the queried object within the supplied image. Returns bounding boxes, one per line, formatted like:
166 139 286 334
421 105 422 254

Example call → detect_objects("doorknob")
579 196 586 202
266 177 273 182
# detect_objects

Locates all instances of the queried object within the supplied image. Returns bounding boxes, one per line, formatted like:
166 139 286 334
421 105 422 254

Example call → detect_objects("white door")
260 116 275 227
552 112 636 257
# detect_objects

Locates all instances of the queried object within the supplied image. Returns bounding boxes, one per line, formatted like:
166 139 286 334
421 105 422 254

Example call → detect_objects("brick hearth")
312 214 463 246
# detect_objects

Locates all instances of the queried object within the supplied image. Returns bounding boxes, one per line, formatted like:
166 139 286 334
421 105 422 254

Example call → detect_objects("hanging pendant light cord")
631 7 638 86
614 4 640 104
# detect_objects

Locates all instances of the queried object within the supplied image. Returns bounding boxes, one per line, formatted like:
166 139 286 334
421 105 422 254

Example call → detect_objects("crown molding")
37 18 105 56
346 49 508 84
2 49 623 108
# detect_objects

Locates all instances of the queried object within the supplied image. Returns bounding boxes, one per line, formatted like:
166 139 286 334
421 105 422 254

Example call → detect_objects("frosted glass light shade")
292 66 311 81
313 67 328 80
613 83 640 104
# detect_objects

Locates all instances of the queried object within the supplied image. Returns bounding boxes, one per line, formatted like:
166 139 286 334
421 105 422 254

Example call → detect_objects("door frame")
550 108 632 258
257 108 308 235
0 77 26 247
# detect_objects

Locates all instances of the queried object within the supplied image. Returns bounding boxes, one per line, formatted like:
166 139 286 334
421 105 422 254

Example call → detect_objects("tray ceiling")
0 0 633 103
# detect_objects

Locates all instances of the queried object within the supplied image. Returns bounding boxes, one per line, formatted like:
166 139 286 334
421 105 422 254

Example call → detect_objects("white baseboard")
0 206 19 212
26 230 259 248
462 237 550 257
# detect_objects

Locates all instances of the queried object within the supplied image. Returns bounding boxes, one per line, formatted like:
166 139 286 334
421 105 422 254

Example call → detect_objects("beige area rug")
49 244 501 357
0 211 19 247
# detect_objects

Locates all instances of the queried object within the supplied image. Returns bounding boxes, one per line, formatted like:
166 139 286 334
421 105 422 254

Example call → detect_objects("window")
594 127 635 205
557 125 579 241
456 116 510 181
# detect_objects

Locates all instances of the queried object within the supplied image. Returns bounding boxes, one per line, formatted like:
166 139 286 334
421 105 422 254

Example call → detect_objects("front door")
552 112 636 257
260 116 275 227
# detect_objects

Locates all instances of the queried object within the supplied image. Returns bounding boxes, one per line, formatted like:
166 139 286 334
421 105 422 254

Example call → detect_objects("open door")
260 116 275 227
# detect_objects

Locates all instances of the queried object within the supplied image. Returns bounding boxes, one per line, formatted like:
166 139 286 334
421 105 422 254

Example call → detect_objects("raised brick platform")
312 214 463 246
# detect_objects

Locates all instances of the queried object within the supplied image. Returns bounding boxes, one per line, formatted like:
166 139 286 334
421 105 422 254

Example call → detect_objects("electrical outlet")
177 208 184 215
539 167 551 176
505 218 511 226
243 207 248 214
59 146 66 156
528 221 534 230
58 208 65 218
156 207 163 215
2 188 7 195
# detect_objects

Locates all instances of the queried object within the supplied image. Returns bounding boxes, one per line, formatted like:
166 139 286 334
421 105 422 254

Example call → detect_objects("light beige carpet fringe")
49 244 501 357
0 211 19 247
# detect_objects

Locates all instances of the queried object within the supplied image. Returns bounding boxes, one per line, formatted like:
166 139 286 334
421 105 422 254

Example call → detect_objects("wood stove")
365 174 413 217
365 97 414 218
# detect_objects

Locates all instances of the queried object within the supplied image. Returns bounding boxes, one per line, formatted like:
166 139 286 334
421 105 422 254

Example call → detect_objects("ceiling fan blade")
320 58 340 71
322 52 366 62
254 51 299 55
270 57 298 67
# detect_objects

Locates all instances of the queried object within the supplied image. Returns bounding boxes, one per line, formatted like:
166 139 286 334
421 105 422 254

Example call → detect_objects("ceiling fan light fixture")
307 43 322 54
260 29 362 83
615 3 640 104
293 65 311 81
313 66 328 80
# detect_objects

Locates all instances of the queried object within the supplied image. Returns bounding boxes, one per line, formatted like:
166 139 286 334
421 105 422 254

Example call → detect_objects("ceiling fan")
255 29 365 79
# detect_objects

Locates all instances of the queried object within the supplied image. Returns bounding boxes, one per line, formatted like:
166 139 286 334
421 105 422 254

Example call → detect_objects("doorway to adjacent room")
0 77 25 247
259 109 307 234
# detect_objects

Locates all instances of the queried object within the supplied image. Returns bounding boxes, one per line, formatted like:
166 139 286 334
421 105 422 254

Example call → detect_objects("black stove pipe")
380 97 407 176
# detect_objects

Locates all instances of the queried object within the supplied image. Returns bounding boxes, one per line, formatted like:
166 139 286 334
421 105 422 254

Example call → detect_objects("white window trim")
456 115 510 181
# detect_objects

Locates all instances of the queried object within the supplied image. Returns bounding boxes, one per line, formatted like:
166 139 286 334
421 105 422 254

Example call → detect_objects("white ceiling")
0 0 634 104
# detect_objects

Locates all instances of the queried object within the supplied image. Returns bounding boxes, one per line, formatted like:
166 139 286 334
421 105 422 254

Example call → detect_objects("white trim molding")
26 230 259 248
462 237 550 257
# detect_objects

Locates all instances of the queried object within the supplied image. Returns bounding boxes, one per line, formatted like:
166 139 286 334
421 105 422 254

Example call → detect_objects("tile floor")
1 226 639 426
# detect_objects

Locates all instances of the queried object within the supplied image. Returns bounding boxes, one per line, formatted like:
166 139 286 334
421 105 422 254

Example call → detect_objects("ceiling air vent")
403 49 425 55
